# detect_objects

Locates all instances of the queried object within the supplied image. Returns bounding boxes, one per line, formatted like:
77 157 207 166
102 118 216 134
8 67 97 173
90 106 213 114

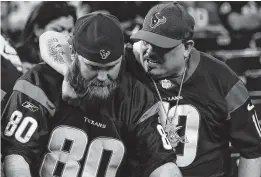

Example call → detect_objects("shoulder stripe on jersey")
13 80 56 116
137 102 160 124
249 91 261 97
226 80 249 115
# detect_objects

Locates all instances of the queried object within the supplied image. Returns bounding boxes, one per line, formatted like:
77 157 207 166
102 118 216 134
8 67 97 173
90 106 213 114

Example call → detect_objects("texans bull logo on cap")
150 12 166 28
100 49 111 59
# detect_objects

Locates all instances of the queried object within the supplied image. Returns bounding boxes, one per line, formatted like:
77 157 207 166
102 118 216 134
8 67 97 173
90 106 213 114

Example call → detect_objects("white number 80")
4 110 38 143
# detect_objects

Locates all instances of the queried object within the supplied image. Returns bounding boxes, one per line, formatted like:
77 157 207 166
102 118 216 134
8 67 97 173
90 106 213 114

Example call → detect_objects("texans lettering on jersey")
1 63 176 177
126 48 261 177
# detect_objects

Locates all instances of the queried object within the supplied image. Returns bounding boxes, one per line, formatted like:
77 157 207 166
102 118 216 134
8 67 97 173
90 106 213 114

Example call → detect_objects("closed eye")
85 64 115 71
105 65 115 70
85 64 99 70
52 27 64 33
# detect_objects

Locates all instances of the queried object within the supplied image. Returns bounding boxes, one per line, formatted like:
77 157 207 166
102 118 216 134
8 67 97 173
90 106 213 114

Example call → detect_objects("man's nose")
97 71 108 82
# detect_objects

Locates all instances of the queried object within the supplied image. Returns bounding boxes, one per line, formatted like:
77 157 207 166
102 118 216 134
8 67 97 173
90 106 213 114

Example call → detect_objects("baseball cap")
71 12 124 64
131 2 195 48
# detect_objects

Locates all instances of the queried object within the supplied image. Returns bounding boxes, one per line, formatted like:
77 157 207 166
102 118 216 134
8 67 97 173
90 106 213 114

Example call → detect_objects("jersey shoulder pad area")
14 63 64 113
200 52 239 95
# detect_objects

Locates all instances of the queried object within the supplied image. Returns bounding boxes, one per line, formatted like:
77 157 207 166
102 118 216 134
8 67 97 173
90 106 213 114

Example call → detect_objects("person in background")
1 2 40 44
1 34 22 112
80 1 158 43
218 1 261 35
15 1 76 73
217 1 261 49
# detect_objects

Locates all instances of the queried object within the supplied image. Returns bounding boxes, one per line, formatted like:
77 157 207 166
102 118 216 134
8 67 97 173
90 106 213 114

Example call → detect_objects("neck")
170 64 187 85
164 57 188 85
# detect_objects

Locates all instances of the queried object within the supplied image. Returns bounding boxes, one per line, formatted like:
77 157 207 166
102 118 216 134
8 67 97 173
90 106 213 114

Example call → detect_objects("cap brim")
130 30 182 48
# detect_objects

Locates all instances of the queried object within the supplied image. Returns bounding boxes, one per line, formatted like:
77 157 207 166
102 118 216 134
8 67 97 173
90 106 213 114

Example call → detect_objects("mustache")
144 52 162 63
89 79 112 87
85 79 119 100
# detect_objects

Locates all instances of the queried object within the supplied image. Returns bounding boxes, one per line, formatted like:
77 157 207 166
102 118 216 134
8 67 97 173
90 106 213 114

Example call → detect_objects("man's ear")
184 40 194 58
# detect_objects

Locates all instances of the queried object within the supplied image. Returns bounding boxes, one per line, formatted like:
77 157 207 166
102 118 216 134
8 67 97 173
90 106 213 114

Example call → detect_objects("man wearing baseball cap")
2 13 183 177
128 2 261 177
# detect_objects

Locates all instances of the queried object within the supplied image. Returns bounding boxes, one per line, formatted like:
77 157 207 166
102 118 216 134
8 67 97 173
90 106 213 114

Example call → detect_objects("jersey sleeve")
1 79 56 165
226 80 261 159
125 82 176 177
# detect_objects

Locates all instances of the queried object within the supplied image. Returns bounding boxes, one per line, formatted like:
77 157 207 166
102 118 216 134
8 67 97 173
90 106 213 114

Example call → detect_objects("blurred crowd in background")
1 2 261 176
1 2 261 62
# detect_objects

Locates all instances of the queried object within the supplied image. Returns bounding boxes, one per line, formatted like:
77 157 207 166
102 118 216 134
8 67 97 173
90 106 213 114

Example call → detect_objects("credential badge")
160 79 173 89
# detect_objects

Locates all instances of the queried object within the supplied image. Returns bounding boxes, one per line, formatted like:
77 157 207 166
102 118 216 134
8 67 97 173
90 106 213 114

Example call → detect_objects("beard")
65 59 119 105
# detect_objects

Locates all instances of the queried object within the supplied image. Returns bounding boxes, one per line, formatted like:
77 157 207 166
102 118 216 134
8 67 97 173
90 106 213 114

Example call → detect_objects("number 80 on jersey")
4 110 38 143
